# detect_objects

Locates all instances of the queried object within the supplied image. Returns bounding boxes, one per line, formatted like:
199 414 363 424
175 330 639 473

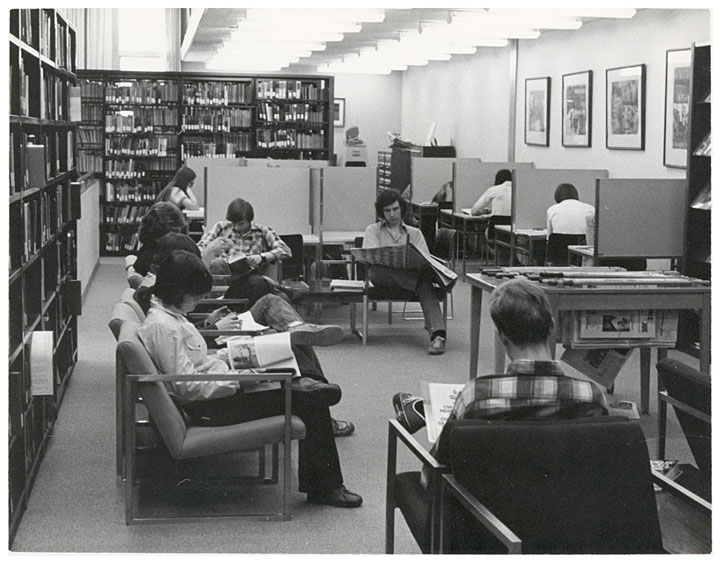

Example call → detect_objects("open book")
351 239 458 290
420 380 464 443
227 253 256 282
224 332 297 370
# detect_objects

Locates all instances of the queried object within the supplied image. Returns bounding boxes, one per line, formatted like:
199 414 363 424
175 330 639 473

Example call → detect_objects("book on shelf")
351 239 458 290
606 400 640 419
420 380 464 444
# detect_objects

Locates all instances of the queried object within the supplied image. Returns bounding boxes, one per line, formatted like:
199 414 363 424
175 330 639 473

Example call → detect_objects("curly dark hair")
374 188 408 219
138 202 188 245
153 250 213 308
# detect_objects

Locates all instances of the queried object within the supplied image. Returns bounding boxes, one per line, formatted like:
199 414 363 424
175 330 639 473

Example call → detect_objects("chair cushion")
394 471 431 554
109 301 143 340
182 415 306 459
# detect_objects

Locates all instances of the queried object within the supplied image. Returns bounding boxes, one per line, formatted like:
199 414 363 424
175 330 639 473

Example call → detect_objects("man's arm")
261 226 292 262
197 221 225 252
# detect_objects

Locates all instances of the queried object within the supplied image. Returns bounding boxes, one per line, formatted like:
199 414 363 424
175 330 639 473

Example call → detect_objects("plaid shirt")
197 220 291 262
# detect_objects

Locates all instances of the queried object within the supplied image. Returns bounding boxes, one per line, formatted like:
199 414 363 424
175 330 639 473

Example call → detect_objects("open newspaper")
351 239 458 290
222 332 299 392
420 380 464 443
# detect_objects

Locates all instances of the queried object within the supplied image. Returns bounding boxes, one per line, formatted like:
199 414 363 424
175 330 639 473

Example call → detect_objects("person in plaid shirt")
198 197 291 306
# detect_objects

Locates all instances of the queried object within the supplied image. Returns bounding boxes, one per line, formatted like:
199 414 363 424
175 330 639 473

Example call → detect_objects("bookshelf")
8 8 81 546
679 43 711 359
376 150 391 194
77 71 334 256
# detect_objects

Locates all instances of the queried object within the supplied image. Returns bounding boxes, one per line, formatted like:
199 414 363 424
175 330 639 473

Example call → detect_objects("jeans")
209 258 273 306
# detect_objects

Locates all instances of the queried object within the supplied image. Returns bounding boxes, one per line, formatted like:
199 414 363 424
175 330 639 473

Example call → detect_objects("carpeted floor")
10 258 702 554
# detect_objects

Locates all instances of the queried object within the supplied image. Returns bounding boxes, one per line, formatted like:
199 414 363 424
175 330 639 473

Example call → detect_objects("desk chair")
386 417 664 554
117 321 306 524
278 234 305 281
545 233 586 266
655 358 711 510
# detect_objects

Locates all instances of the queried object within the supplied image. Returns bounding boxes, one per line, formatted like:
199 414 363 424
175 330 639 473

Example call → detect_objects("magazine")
420 380 464 444
225 331 295 370
351 239 458 290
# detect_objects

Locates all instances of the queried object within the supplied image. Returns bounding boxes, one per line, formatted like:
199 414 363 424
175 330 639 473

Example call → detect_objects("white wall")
395 8 710 178
77 179 100 299
332 73 402 167
514 9 711 177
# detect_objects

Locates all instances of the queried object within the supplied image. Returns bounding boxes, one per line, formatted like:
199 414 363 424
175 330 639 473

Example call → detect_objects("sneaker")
291 377 342 407
392 392 426 434
307 485 363 508
289 323 344 347
332 418 355 437
428 335 446 355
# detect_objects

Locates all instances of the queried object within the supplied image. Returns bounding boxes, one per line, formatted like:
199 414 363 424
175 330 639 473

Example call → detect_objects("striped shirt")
197 220 291 262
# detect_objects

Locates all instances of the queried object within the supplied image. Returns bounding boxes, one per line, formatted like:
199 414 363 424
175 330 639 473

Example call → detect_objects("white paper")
421 380 464 444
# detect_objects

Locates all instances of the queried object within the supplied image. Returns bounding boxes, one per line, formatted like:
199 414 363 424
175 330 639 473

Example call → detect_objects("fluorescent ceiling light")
230 30 346 43
243 8 385 23
487 8 636 19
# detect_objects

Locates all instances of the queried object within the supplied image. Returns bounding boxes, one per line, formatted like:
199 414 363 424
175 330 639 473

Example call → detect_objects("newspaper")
420 380 464 444
578 310 656 339
351 239 458 290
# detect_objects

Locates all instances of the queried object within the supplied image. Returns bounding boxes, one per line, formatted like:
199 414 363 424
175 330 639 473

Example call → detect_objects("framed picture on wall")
606 64 646 150
333 98 345 128
525 77 550 146
562 70 592 147
663 49 692 168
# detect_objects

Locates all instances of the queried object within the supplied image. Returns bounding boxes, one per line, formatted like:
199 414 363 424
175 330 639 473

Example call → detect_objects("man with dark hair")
394 278 608 448
198 197 291 305
363 188 448 355
470 169 513 217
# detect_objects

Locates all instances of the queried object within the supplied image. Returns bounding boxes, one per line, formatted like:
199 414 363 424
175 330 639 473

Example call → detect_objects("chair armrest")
440 474 522 554
388 418 444 469
658 390 712 423
651 471 712 514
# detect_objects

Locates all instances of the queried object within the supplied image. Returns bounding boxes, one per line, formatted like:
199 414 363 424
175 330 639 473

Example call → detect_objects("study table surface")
302 231 366 246
438 209 489 273
494 225 548 266
464 270 711 413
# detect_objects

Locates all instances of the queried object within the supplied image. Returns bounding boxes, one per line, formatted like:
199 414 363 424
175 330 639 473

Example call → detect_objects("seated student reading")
198 197 291 306
545 183 595 266
469 169 512 218
137 249 362 507
134 232 355 438
155 165 200 211
362 188 447 355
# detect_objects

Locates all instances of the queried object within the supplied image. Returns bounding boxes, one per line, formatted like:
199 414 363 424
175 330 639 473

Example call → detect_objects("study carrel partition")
410 157 476 203
204 167 313 235
512 168 608 230
595 178 686 259
318 167 376 233
452 161 534 212
185 157 244 207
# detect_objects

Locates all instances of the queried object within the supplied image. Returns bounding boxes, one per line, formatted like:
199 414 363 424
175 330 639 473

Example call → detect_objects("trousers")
209 258 274 306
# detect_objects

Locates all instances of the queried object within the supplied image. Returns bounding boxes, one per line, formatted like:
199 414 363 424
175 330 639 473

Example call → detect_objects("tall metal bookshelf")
8 8 81 546
77 70 334 256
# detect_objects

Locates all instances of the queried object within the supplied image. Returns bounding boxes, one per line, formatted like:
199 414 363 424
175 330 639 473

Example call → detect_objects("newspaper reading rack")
351 239 458 290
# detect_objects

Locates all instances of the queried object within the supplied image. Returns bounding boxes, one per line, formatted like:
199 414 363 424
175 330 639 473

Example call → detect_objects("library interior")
5 7 714 556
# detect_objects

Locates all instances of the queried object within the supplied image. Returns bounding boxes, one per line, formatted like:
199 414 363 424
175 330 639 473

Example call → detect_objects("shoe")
289 323 344 347
291 377 342 407
308 485 363 508
428 335 446 355
332 418 355 437
392 392 426 434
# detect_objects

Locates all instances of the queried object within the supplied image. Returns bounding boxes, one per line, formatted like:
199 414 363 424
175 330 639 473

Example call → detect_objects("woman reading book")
137 249 362 508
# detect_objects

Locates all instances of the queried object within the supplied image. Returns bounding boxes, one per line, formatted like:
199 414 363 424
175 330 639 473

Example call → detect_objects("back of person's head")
495 169 512 185
554 183 579 203
153 232 200 263
226 198 254 223
138 202 188 245
153 250 212 308
168 165 196 191
374 188 407 218
489 278 554 346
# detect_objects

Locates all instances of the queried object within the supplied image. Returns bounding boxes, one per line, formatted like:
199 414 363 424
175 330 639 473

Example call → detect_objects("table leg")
699 293 711 374
469 286 483 380
640 347 651 414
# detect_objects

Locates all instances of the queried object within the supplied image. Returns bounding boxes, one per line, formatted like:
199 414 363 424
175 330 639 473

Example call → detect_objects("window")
118 8 166 71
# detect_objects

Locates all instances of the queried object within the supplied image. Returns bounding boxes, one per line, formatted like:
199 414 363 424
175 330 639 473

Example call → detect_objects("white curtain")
81 8 119 70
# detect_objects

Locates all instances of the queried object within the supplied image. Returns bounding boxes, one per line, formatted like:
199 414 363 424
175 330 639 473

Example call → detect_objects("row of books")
81 105 103 122
256 79 328 101
181 107 254 131
105 158 178 178
105 80 179 105
16 9 35 47
104 109 179 133
20 188 67 264
693 132 711 156
181 135 253 158
105 135 175 157
105 180 165 202
77 127 102 145
76 152 102 175
80 80 103 99
182 81 254 106
104 204 152 225
104 229 140 253
10 133 74 194
256 129 327 150
257 102 325 125
41 73 68 121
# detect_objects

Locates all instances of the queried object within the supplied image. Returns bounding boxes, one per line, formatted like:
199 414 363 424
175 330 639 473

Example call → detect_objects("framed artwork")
562 70 592 147
525 77 550 146
333 98 345 128
606 64 646 150
663 49 692 168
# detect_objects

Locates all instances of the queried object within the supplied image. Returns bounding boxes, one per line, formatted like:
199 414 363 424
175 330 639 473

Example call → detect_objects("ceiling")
181 8 637 74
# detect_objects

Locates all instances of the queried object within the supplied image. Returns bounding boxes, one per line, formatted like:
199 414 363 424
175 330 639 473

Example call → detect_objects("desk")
409 202 439 247
568 245 594 266
294 280 364 338
465 270 711 413
302 231 365 246
494 225 547 266
438 209 489 274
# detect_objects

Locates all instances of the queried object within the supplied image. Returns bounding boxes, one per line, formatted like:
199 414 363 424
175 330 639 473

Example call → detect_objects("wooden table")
465 270 711 413
494 225 548 266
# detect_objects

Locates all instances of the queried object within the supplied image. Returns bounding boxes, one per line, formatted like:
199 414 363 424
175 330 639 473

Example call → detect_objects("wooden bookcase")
8 8 81 546
77 71 334 256
679 42 711 358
